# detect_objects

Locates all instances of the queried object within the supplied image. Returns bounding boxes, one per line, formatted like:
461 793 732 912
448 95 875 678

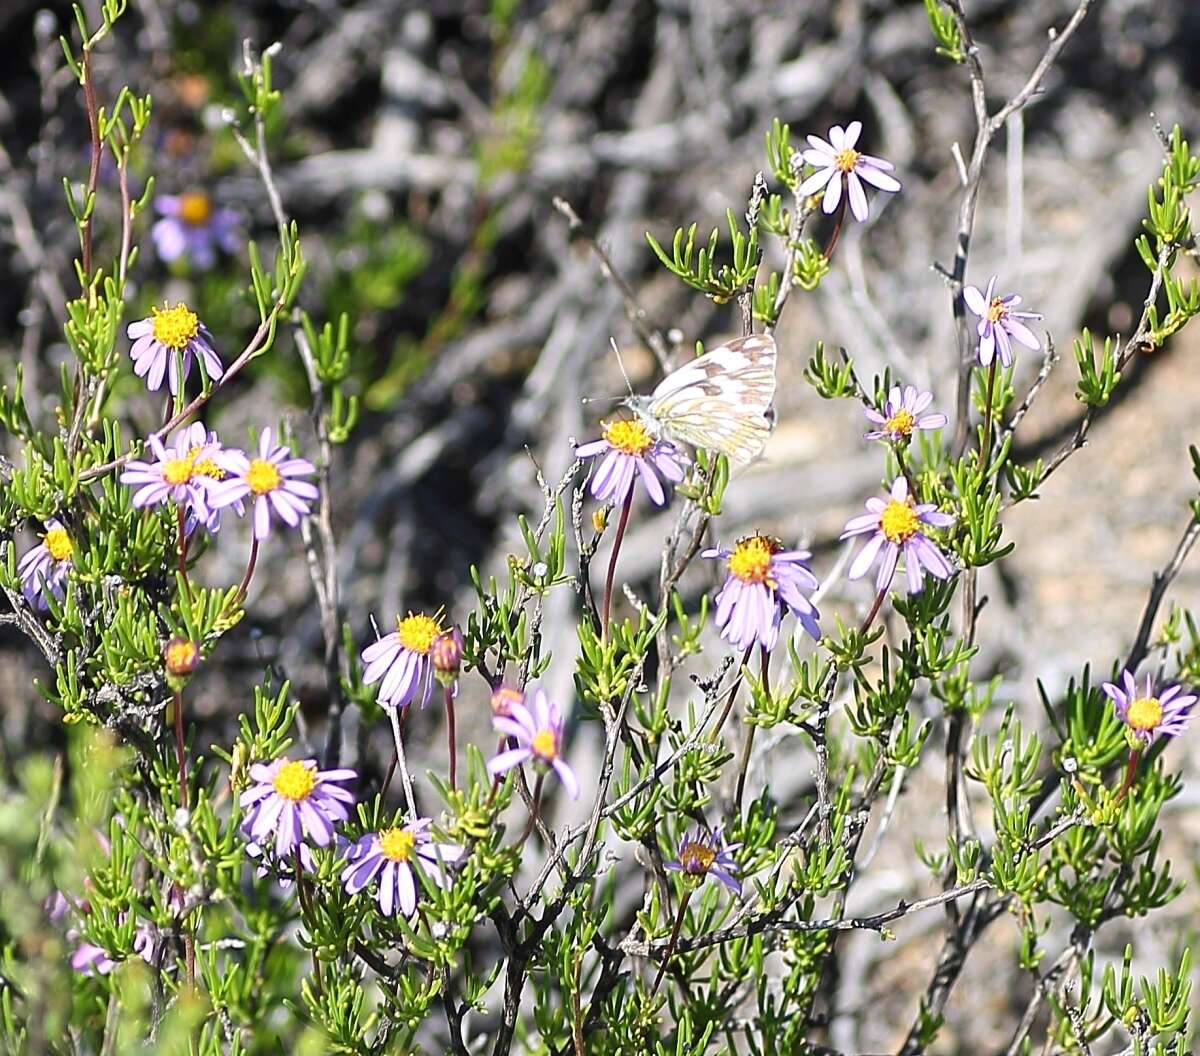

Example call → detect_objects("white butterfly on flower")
623 333 778 467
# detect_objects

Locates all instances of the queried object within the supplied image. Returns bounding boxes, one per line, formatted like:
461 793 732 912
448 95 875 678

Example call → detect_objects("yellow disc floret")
532 729 558 761
728 534 779 584
1126 697 1163 732
150 303 201 351
272 760 317 802
602 419 654 457
245 459 282 495
44 526 73 563
396 612 444 654
986 297 1008 323
188 445 226 481
679 841 716 873
378 827 416 863
162 457 195 485
834 148 860 173
884 408 915 437
880 500 921 544
178 191 213 226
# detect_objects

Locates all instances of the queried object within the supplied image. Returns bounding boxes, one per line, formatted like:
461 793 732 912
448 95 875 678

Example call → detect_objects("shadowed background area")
1 0 1199 1050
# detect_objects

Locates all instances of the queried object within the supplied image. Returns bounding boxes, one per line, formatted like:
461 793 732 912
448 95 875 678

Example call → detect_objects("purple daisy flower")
841 477 955 593
239 757 356 859
703 533 820 650
575 419 688 507
119 426 221 526
209 428 318 541
341 818 465 918
362 611 447 711
127 303 222 395
17 519 73 612
151 191 239 270
488 685 579 799
1102 671 1195 745
864 385 947 444
962 276 1043 368
665 825 741 895
797 121 901 222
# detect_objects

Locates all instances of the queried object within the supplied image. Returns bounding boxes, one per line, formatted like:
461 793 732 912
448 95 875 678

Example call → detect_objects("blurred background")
2 0 1200 1049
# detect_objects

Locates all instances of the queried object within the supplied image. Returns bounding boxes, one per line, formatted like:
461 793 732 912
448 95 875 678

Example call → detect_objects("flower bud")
490 684 524 718
164 637 199 686
430 628 463 686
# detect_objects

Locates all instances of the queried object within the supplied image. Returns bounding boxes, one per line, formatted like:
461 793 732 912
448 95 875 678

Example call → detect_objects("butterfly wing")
646 334 777 466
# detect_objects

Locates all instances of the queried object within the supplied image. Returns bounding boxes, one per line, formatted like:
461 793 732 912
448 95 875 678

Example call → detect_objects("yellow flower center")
271 760 317 802
188 445 226 480
245 459 282 495
884 409 915 437
178 191 213 226
532 729 558 761
1126 697 1163 732
880 500 921 544
396 612 444 654
378 827 416 863
150 303 200 351
834 148 860 173
728 534 778 584
162 457 195 485
986 297 1008 323
602 419 653 457
679 842 716 873
44 527 73 563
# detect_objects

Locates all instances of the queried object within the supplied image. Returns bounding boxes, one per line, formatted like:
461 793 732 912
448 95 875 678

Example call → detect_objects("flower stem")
294 847 324 995
707 645 755 743
859 583 890 635
1114 748 1142 805
601 492 635 641
821 190 848 261
172 690 189 811
235 536 260 604
387 704 418 820
176 506 192 602
445 684 458 791
735 647 771 812
516 773 545 848
979 359 999 466
649 888 693 997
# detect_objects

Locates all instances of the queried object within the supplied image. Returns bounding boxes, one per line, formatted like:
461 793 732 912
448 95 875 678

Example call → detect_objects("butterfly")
623 333 777 467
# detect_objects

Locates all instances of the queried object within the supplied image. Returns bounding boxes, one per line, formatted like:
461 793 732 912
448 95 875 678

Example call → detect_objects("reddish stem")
601 492 635 640
177 506 192 601
980 359 999 466
235 536 261 603
859 584 890 635
821 190 848 261
649 888 693 997
445 684 458 791
1114 748 1142 805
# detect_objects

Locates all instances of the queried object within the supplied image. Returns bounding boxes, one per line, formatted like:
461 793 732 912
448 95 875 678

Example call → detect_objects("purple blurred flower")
127 303 222 395
841 477 955 593
666 826 741 895
491 684 525 718
798 121 901 222
119 427 220 526
151 192 239 269
239 757 356 859
575 419 687 507
962 276 1043 367
1102 671 1195 745
70 942 115 976
864 385 947 444
341 818 465 917
703 533 820 650
209 428 318 540
488 685 579 799
18 519 73 612
362 611 447 711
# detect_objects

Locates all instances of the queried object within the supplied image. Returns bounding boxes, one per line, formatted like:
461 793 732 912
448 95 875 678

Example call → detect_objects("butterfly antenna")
609 337 635 396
